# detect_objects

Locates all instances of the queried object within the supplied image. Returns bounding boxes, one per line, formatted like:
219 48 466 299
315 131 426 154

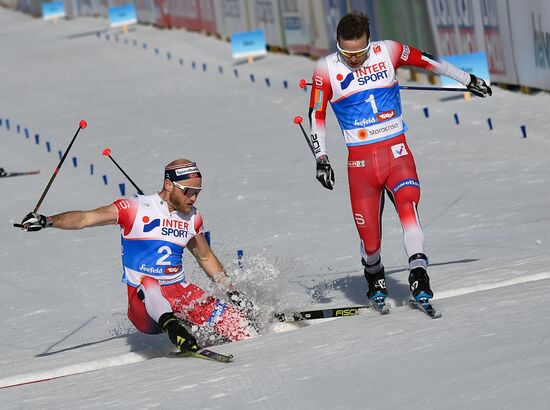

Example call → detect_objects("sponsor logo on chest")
142 216 190 238
337 61 389 90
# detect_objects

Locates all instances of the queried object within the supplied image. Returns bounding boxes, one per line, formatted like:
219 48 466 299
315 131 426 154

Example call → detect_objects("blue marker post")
202 63 207 72
46 141 51 152
487 118 493 130
234 68 239 78
25 128 29 138
90 164 94 175
283 80 288 89
72 157 78 167
34 134 40 145
265 78 271 87
218 66 223 74
423 107 429 118
454 113 460 125
204 231 211 246
179 58 183 66
119 183 126 196
250 74 255 83
102 175 108 186
237 249 244 269
16 124 20 133
520 125 527 138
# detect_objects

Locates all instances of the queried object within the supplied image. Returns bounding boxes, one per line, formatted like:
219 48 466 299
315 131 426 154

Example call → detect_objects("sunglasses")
337 42 370 58
172 181 202 197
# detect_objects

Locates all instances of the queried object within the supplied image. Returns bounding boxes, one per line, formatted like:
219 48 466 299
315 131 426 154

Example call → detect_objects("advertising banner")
246 0 284 48
218 0 250 40
231 29 266 60
508 0 550 90
167 0 201 31
199 0 217 34
280 0 311 55
108 3 138 28
478 0 516 84
42 1 66 20
133 0 166 26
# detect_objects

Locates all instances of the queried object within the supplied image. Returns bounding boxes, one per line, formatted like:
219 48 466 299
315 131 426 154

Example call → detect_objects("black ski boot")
408 253 433 301
158 312 200 353
363 259 388 301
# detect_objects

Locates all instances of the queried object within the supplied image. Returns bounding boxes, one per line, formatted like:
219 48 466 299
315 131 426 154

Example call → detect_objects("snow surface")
1 7 550 409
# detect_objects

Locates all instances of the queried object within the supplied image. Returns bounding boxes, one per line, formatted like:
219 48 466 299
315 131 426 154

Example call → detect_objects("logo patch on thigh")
391 143 408 158
392 178 420 194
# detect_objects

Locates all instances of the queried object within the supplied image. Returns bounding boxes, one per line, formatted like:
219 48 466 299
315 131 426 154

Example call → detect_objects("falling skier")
18 159 257 353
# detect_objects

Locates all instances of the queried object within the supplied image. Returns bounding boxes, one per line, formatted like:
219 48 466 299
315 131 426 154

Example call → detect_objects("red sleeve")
307 58 332 158
193 209 203 234
113 197 138 236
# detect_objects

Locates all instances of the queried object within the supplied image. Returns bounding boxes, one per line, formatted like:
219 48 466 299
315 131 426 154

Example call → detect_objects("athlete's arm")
48 204 118 229
308 58 333 160
186 233 227 283
385 40 471 86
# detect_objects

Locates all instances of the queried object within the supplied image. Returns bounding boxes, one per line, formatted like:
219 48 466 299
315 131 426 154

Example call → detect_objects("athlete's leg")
348 147 388 300
128 277 199 351
385 138 433 299
385 140 424 258
347 149 386 266
161 283 257 341
127 284 162 334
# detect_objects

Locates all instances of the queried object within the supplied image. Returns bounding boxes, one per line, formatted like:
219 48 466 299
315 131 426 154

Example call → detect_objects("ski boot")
158 312 200 353
408 253 433 302
363 259 389 313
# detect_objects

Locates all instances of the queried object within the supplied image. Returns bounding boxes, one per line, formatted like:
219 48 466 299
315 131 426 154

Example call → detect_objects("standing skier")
18 159 257 352
307 12 491 304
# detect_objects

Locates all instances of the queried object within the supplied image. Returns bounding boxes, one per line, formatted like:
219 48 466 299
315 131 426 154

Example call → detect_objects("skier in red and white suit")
19 159 257 353
308 12 492 303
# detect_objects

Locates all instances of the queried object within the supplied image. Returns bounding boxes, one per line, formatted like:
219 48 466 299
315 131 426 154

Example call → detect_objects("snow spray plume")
102 147 144 195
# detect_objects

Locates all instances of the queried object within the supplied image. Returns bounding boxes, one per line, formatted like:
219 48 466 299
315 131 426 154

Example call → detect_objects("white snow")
1 8 550 409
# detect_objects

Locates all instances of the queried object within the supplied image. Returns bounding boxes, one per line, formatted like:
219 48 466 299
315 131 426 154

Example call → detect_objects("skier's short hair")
337 11 371 42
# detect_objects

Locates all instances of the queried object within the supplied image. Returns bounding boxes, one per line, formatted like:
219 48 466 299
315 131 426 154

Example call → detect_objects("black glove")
159 313 199 353
227 290 255 315
316 155 335 190
467 74 492 97
20 212 52 232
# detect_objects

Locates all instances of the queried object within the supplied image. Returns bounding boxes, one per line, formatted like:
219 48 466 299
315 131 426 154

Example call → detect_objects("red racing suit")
308 40 471 266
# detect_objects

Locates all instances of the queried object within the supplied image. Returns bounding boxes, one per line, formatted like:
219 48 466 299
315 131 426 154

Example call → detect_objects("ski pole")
398 85 469 92
102 148 143 195
298 78 469 93
293 116 315 157
13 119 87 228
